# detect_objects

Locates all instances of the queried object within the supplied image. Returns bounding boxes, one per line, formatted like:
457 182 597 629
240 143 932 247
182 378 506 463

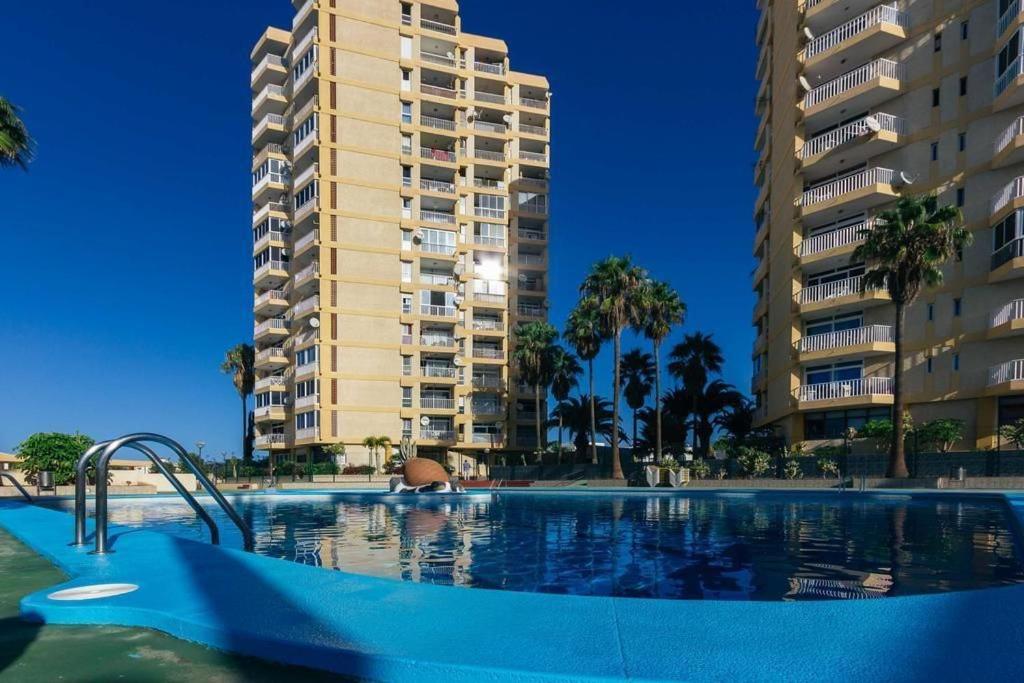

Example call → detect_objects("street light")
195 441 206 460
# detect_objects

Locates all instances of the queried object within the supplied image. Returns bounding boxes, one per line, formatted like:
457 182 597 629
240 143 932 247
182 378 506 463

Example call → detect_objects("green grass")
0 527 357 682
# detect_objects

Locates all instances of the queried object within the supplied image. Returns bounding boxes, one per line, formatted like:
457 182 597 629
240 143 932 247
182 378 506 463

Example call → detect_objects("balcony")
419 242 457 257
472 347 505 361
990 238 1024 283
472 318 504 333
294 261 319 290
255 374 287 392
292 295 319 318
473 293 506 307
998 0 1022 41
251 54 287 91
519 150 549 165
800 113 906 174
420 147 457 164
252 170 288 203
251 84 287 119
801 4 907 81
420 18 456 35
474 61 505 76
517 228 547 242
991 177 1024 224
420 364 458 379
987 360 1024 394
796 376 894 409
800 167 899 223
420 304 457 318
990 299 1024 339
995 57 1024 111
798 220 871 267
420 272 455 287
473 235 506 248
295 427 319 442
254 289 288 315
420 429 456 441
472 375 504 390
253 201 287 226
797 325 894 362
255 347 288 368
474 91 507 106
517 304 545 318
803 58 903 125
518 253 546 267
252 113 287 147
420 210 456 225
420 51 458 69
292 0 315 31
421 83 458 100
295 361 319 378
253 228 286 254
797 275 890 314
472 149 507 164
473 206 506 220
804 0 881 34
254 318 290 340
294 394 318 410
474 120 507 135
420 396 456 410
994 116 1024 169
255 434 287 449
519 123 548 137
471 401 504 416
420 114 456 132
294 228 319 256
519 96 548 110
420 178 456 194
420 334 456 348
254 405 287 422
253 260 289 287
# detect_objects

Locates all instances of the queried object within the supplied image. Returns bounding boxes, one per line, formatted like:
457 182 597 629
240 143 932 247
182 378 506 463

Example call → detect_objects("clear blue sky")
1 1 758 458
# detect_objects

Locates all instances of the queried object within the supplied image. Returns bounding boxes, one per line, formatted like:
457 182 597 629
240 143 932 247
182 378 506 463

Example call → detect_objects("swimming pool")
41 490 1024 601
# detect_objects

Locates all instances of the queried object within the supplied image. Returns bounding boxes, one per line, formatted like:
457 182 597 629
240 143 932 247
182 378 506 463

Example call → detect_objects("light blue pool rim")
2 490 1024 682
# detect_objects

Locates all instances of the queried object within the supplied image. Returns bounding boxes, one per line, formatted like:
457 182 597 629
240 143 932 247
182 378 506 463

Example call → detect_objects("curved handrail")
0 473 32 502
76 433 255 554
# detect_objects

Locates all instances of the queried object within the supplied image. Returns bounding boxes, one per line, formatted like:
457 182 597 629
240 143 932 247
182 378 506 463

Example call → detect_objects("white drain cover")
48 583 139 601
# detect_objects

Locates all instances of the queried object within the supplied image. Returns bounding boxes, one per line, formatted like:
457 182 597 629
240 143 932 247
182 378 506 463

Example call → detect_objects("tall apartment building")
752 0 1024 449
250 0 551 469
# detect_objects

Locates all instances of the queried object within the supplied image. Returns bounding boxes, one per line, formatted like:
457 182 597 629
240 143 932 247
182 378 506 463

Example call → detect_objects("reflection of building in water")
786 565 893 600
394 502 475 587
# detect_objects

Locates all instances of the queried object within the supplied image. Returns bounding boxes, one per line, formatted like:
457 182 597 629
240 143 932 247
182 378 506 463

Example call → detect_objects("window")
806 263 865 288
930 142 938 161
295 379 318 399
993 210 1023 252
401 134 412 154
958 132 966 152
953 353 960 371
402 197 412 218
804 407 892 439
255 391 289 408
934 32 942 52
401 294 412 314
294 113 317 147
805 312 863 336
401 261 412 283
997 30 1021 82
294 179 318 210
402 386 412 408
401 101 412 124
927 357 933 374
932 88 940 107
959 76 967 96
400 69 411 91
292 46 318 82
296 346 318 366
401 230 412 250
954 298 962 316
805 360 862 385
402 165 412 187
956 187 965 207
960 21 968 40
402 418 413 438
927 303 934 321
295 410 318 430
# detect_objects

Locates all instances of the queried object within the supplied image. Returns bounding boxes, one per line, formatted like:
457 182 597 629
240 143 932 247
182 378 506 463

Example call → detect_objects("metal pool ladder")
72 433 255 555
0 473 33 502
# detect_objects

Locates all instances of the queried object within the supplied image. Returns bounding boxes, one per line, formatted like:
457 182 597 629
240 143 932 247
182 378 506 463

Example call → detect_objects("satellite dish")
466 107 478 119
413 229 424 241
518 273 528 282
309 318 320 328
897 171 915 186
454 357 465 366
502 114 512 123
446 51 455 59
453 263 464 275
803 27 815 41
454 295 465 304
798 76 812 92
863 116 881 132
420 416 431 426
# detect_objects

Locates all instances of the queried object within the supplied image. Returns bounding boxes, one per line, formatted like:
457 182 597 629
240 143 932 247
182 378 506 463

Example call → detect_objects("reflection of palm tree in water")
397 504 461 585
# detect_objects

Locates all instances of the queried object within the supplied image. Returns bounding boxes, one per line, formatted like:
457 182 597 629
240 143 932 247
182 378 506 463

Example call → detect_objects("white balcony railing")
420 210 456 224
473 347 505 359
255 375 287 391
254 289 286 308
251 54 285 84
997 56 1024 99
256 347 286 364
473 235 505 247
989 359 1024 386
420 273 455 286
420 18 456 35
421 83 458 99
420 114 456 131
797 376 894 402
799 220 872 257
254 318 289 336
474 61 505 75
473 375 502 389
473 206 506 220
421 365 458 378
798 325 893 354
993 237 1024 270
421 147 457 163
420 242 457 255
474 91 507 105
295 361 318 377
472 319 504 332
420 429 456 440
255 434 287 448
805 58 903 109
251 84 285 113
519 123 547 136
996 116 1024 157
518 253 546 266
803 4 906 61
420 334 456 347
294 262 319 286
420 51 457 68
474 120 507 134
294 394 318 410
254 260 287 280
252 113 286 142
474 149 506 162
420 178 456 194
292 295 319 317
254 229 286 251
420 305 457 317
801 113 906 159
799 275 880 304
999 0 1021 37
993 299 1024 327
519 97 548 109
518 228 546 241
801 167 895 207
474 292 506 304
295 427 319 441
519 150 548 163
991 177 1024 217
420 397 456 410
294 229 318 253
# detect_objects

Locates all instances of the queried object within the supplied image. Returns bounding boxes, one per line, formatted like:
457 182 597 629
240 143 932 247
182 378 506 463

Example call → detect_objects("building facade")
753 0 1024 449
250 0 551 468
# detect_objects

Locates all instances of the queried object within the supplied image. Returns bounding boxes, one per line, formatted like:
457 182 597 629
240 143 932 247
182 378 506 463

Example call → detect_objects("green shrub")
1002 418 1024 449
817 456 839 478
689 459 710 480
783 457 802 480
736 447 771 478
342 465 376 475
312 462 339 475
916 418 965 453
16 432 94 485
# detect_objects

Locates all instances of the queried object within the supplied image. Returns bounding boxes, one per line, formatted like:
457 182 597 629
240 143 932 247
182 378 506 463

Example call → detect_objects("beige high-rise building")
752 0 1024 449
250 0 551 469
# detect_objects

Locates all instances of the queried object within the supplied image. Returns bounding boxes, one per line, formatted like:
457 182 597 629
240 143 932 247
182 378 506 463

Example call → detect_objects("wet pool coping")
1 491 1024 682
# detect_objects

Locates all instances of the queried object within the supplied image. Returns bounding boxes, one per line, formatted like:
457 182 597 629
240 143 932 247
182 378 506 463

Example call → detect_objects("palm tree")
716 398 759 446
0 97 34 170
579 256 646 479
548 346 582 460
362 436 392 472
638 280 686 462
220 344 256 464
668 332 724 457
694 380 744 457
551 395 616 457
852 193 969 477
619 349 655 457
512 321 559 453
564 299 604 464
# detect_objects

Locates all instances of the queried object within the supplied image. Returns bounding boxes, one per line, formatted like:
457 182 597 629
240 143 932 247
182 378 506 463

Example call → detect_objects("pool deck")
1 491 1024 682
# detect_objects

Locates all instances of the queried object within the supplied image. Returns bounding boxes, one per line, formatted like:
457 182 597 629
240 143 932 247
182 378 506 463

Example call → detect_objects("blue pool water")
44 492 1024 601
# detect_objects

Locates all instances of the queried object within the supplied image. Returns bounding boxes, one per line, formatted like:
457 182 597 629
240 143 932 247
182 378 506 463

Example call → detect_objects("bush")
916 418 965 453
1002 418 1024 449
735 447 771 478
783 457 802 480
312 462 339 475
342 465 376 476
382 459 403 475
817 455 839 478
689 459 711 479
660 455 679 469
16 432 94 485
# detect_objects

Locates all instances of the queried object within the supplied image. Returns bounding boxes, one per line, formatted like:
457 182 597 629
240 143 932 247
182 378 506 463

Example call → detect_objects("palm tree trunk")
241 396 250 464
588 358 598 465
611 328 624 480
654 339 663 464
632 409 638 463
889 302 909 478
557 414 564 464
534 383 543 459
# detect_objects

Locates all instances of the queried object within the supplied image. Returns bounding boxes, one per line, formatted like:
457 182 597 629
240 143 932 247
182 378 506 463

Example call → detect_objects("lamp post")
195 440 206 460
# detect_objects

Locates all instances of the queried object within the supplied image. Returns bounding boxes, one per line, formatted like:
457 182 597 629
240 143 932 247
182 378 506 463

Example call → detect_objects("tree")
361 436 391 473
548 346 582 460
852 193 969 477
637 279 686 463
513 321 559 454
579 256 646 479
694 380 744 458
668 332 724 456
0 97 34 170
551 395 616 458
916 418 965 454
619 349 655 457
1001 418 1024 449
716 398 761 446
16 432 94 485
220 344 256 464
564 298 605 465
